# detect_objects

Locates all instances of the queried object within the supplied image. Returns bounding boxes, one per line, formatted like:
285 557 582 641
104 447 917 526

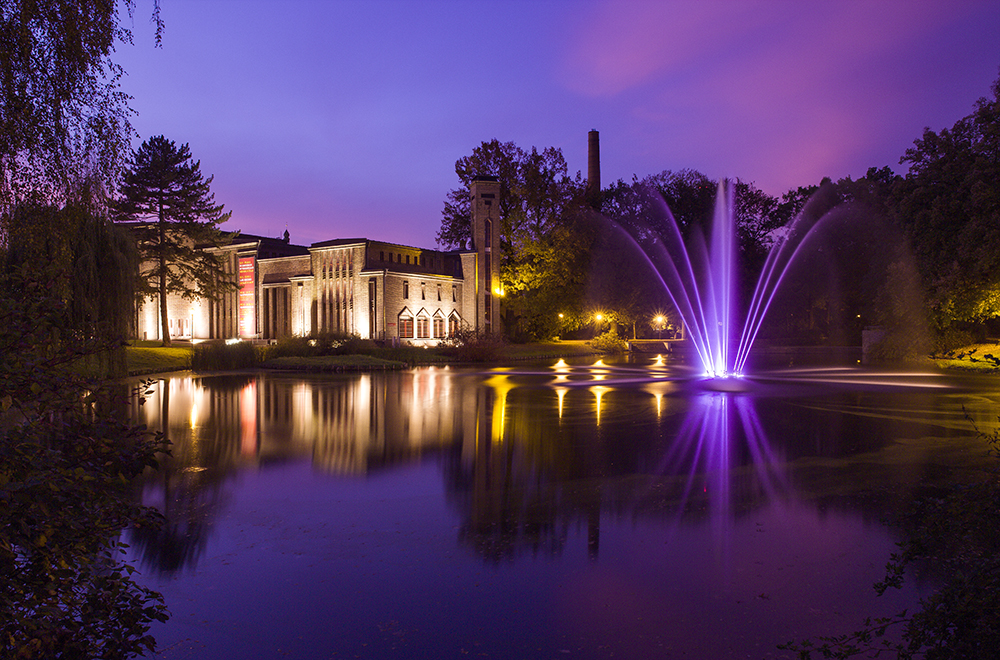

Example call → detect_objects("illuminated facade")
135 184 497 344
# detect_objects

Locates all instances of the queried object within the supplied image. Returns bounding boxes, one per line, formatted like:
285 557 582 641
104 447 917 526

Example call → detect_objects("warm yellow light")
654 315 665 325
595 313 603 321
558 313 564 319
494 287 505 297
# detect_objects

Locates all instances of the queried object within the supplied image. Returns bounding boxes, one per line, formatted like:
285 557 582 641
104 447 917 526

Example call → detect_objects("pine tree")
116 135 234 346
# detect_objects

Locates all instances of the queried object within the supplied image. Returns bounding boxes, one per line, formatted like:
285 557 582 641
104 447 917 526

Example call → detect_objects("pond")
127 356 999 659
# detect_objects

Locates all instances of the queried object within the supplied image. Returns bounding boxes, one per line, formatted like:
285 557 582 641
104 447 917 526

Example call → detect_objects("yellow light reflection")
555 387 567 418
484 375 513 443
189 404 199 429
593 385 610 425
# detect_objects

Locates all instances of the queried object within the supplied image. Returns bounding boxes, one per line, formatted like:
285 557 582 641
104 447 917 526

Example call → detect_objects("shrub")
191 341 259 370
933 326 976 355
439 329 505 362
589 329 628 354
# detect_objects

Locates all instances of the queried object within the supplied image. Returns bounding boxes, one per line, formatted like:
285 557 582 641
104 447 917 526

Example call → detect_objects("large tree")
891 72 1000 330
115 135 233 346
0 0 161 221
438 139 590 340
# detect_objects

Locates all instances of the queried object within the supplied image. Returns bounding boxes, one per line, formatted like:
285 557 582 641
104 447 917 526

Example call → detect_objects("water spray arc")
610 180 829 379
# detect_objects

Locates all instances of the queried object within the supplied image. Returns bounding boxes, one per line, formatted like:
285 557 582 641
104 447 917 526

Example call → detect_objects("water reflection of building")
132 177 502 344
136 371 469 475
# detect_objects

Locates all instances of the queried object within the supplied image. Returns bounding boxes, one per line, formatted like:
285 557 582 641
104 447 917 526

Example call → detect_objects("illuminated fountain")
613 180 836 379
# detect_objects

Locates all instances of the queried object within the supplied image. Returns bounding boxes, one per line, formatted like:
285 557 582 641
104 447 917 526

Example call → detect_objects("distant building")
134 176 502 345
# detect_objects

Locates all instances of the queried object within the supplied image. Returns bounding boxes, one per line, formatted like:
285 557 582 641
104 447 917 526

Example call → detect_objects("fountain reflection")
130 357 970 572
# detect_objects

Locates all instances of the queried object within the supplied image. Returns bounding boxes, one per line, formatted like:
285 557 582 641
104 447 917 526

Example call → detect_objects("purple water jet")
609 180 837 379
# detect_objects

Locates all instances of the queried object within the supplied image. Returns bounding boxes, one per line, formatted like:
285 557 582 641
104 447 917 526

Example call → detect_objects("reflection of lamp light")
593 386 611 425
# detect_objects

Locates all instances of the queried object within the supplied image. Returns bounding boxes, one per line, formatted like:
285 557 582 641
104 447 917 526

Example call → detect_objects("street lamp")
654 315 665 339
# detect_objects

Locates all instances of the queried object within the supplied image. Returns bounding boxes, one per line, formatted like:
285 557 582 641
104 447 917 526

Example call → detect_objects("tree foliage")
0 266 168 658
115 135 233 346
0 0 162 220
891 71 1000 328
438 139 590 340
1 199 139 377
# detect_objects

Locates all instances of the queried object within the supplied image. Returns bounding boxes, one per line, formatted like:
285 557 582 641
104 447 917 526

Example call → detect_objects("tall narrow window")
403 281 409 299
437 284 441 301
421 282 426 300
452 285 457 302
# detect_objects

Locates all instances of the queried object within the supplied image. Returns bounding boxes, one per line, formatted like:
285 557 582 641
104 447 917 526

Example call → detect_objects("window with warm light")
399 316 413 338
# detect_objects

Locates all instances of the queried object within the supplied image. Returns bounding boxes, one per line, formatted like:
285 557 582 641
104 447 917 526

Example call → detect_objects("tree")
0 266 167 658
1 198 139 376
0 0 162 221
891 71 1000 330
115 135 233 346
438 139 589 340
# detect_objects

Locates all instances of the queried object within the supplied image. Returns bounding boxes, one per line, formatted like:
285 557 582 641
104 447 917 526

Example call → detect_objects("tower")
470 176 501 334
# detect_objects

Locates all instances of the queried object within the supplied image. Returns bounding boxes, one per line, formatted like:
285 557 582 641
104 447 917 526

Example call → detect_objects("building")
135 176 502 345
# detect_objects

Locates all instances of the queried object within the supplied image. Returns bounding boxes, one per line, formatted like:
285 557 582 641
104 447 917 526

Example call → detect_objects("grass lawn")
126 341 193 375
497 340 600 361
930 342 1000 373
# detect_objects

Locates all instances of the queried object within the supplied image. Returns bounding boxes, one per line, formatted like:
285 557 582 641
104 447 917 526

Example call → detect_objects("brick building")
135 176 501 345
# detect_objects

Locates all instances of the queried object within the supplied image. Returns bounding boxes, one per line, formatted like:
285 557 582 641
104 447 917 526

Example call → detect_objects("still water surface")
128 357 999 659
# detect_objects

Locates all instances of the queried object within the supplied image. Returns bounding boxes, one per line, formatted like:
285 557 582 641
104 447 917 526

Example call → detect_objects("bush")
589 329 628 354
439 329 505 362
191 341 259 370
933 327 976 355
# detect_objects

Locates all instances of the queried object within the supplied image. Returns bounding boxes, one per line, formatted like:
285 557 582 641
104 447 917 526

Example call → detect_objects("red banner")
239 257 255 337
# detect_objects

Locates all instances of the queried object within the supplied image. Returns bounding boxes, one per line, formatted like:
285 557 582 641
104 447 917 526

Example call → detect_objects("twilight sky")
116 0 1000 249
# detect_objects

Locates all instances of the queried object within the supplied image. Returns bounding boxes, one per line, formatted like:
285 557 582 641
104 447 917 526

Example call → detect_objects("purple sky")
116 0 1000 249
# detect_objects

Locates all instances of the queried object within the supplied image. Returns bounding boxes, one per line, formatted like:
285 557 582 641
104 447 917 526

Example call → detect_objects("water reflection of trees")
130 367 963 570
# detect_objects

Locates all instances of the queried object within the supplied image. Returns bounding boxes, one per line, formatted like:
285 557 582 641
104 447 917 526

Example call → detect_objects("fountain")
607 180 848 379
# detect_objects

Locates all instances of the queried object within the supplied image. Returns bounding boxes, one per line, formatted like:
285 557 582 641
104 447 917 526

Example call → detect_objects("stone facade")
135 190 494 345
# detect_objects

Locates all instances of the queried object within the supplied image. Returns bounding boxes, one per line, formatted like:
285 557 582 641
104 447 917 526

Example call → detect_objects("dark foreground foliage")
779 415 1000 659
1 270 168 659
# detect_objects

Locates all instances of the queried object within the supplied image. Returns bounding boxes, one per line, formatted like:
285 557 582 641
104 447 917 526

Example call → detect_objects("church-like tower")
470 176 501 334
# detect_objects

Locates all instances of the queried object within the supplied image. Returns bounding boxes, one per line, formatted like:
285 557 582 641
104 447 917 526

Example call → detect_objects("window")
421 282 426 300
403 281 409 299
448 314 460 337
399 316 413 338
416 316 429 339
452 285 457 302
406 255 410 265
380 251 384 261
433 316 444 338
437 284 441 301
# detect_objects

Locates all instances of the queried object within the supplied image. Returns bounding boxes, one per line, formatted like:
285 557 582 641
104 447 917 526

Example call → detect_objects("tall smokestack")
587 129 600 197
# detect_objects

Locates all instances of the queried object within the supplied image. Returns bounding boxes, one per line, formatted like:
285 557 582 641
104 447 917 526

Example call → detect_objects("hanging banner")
239 256 255 338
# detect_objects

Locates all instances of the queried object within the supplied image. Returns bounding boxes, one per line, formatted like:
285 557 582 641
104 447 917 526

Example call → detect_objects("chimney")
587 129 600 197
